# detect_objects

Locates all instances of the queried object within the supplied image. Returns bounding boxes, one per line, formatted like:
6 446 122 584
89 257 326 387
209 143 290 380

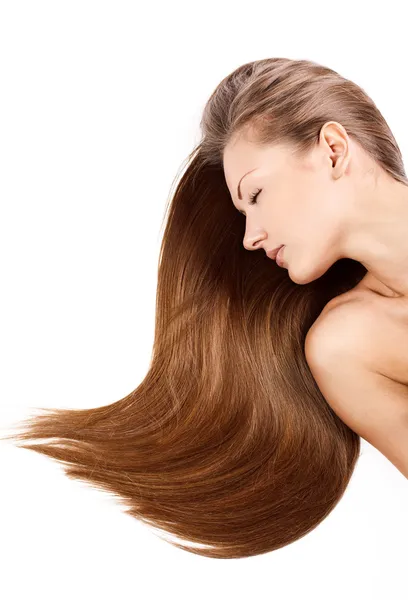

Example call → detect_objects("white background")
1 1 407 599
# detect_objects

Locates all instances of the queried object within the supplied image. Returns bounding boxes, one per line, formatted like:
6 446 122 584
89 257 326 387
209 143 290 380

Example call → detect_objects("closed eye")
249 188 262 205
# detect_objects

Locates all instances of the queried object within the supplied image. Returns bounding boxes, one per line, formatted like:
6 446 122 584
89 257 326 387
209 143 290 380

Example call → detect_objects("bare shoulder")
305 289 408 385
304 293 408 478
305 292 378 368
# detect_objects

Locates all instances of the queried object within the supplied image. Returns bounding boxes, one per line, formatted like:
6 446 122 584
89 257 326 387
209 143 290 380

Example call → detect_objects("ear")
318 120 351 177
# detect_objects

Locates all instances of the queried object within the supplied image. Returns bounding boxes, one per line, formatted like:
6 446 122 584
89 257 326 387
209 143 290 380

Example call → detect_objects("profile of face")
223 122 361 285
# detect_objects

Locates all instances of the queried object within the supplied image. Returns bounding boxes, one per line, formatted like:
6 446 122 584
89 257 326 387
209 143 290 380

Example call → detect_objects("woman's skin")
223 121 408 299
223 122 408 478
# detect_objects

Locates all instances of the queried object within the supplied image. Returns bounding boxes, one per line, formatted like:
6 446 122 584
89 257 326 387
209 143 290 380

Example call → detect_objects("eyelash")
249 188 262 205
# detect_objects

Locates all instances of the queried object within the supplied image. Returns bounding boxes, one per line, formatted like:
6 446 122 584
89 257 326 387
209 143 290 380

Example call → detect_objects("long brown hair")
3 57 408 558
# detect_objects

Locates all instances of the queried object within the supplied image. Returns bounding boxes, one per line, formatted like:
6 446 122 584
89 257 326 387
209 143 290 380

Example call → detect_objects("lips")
266 245 284 261
275 245 285 267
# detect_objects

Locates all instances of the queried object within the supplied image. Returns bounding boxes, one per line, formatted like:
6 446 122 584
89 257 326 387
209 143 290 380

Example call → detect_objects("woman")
3 57 408 559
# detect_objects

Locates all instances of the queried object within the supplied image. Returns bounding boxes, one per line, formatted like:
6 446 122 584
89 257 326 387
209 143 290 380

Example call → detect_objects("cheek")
291 186 327 226
281 192 310 230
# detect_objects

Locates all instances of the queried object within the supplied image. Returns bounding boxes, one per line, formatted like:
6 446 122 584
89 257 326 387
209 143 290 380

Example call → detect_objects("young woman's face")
222 123 356 285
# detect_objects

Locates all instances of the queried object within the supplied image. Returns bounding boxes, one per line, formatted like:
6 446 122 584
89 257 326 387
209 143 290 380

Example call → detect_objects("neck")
343 173 408 298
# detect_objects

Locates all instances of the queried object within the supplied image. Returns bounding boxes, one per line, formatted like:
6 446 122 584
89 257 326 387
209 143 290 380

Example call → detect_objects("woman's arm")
305 301 408 479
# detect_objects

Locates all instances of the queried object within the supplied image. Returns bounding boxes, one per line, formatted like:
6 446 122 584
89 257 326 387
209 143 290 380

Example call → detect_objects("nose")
243 232 267 252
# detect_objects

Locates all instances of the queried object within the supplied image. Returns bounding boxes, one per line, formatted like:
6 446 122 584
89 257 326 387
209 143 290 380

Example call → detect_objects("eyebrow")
237 168 257 201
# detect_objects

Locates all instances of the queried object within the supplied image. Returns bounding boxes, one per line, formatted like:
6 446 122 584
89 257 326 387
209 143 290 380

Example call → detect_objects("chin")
288 271 312 285
287 261 326 285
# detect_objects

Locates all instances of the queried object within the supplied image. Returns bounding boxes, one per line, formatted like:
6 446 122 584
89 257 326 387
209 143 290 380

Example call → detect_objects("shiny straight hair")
3 57 408 559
